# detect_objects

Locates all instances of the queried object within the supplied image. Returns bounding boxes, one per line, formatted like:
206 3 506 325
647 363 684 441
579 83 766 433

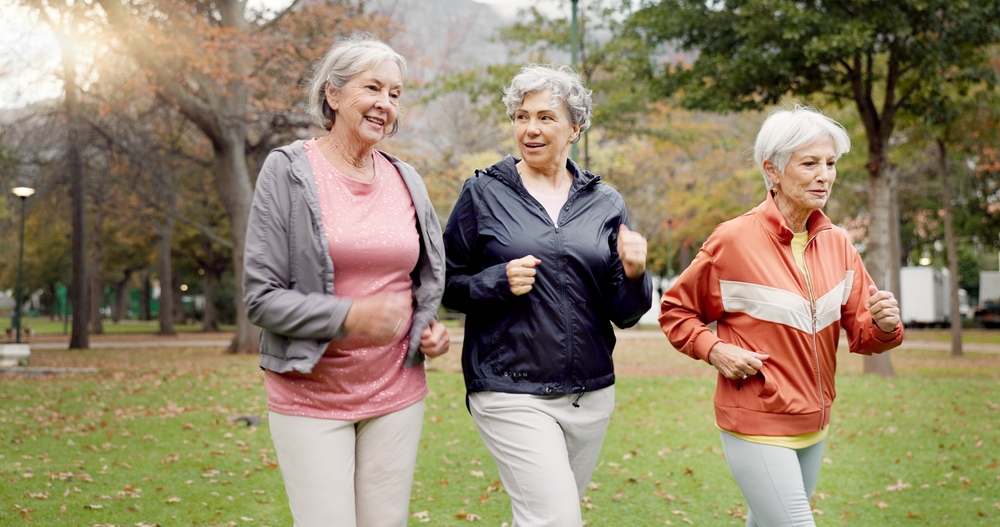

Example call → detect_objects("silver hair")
502 64 592 142
307 34 407 134
753 105 851 191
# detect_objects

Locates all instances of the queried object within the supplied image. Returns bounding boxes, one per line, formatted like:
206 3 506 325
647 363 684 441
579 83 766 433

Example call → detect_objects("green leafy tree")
623 0 1000 375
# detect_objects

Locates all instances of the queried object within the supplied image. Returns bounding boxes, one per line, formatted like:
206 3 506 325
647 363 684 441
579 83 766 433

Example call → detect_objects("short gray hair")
308 34 407 134
753 105 851 191
502 64 592 142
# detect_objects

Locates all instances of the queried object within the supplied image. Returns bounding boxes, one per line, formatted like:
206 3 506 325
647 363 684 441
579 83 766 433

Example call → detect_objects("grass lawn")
1 334 998 526
6 317 235 336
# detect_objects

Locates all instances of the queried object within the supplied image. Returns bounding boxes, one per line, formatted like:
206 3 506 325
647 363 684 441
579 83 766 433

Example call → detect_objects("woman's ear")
324 84 339 111
763 159 781 188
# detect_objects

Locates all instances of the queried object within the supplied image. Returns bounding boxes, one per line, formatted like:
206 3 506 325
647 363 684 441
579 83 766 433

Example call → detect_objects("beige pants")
268 400 424 527
469 387 615 527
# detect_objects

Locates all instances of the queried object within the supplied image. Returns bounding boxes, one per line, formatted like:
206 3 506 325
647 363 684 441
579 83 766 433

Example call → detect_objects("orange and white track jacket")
659 194 903 436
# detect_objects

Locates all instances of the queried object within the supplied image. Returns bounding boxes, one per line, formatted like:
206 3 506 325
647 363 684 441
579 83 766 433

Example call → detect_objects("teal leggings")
719 431 825 527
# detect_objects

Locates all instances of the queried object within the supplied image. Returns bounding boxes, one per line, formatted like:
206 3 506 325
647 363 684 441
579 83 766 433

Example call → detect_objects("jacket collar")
755 191 833 244
485 155 600 193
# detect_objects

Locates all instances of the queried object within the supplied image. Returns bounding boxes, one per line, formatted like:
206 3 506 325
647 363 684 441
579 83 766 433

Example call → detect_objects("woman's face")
326 61 402 148
766 136 838 215
513 90 581 171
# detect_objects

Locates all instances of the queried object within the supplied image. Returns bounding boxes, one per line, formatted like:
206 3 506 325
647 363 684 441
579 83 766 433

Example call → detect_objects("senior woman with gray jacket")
243 35 449 527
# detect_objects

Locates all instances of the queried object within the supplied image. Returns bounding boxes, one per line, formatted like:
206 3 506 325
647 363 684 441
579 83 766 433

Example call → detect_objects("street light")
11 186 34 343
570 0 580 162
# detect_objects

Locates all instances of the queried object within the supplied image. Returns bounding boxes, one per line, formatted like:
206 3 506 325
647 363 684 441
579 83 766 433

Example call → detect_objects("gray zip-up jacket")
243 140 445 374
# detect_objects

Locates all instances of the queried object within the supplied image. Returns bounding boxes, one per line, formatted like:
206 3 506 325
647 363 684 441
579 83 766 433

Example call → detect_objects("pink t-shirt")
528 190 569 227
264 139 427 420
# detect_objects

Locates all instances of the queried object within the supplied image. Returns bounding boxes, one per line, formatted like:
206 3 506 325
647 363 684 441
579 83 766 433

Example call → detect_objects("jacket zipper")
801 233 826 430
559 177 601 395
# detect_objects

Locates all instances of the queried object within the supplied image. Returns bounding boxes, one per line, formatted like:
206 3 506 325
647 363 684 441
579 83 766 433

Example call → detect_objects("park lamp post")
11 186 34 344
570 0 580 162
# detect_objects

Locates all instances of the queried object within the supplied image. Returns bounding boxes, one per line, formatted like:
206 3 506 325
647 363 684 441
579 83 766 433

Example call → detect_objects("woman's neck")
317 131 375 182
516 159 573 195
773 193 810 233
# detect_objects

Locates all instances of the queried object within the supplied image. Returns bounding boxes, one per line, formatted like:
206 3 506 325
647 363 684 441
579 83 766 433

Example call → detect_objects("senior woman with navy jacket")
443 64 653 527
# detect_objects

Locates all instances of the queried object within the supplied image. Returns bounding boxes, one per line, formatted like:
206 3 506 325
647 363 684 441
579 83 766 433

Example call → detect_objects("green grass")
7 317 235 336
1 343 998 526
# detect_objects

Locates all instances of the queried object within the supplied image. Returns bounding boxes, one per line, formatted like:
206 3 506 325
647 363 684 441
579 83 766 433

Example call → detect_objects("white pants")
720 431 825 527
469 387 615 527
268 401 424 527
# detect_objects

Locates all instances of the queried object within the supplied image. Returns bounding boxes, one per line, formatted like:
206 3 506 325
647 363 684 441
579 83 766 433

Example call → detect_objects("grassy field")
1 333 998 526
6 317 234 336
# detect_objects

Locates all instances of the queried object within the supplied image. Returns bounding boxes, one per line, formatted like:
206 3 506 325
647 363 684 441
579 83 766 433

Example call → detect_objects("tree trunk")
215 129 259 353
862 158 897 376
938 139 963 356
202 242 219 332
112 269 134 322
173 268 186 325
65 41 89 350
140 270 151 321
90 199 105 335
157 219 176 336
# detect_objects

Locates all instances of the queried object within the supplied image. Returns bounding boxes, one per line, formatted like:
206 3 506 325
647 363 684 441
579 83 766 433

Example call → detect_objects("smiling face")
765 135 838 230
326 60 402 149
513 90 581 174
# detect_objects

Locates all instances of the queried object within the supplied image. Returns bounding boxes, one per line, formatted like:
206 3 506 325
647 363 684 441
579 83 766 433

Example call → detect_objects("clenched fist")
506 255 542 296
617 225 647 279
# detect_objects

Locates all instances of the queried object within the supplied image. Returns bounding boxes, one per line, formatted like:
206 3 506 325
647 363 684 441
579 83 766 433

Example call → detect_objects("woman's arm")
442 178 519 313
606 213 653 329
243 152 353 340
658 247 726 363
842 249 904 354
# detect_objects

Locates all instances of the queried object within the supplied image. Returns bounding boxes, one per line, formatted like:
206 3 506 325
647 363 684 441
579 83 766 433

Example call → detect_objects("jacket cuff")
691 331 723 364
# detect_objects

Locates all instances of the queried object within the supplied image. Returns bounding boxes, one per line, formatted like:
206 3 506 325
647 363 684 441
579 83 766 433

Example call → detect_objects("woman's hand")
419 319 450 357
866 285 901 333
617 225 647 279
506 255 542 296
343 291 412 343
709 342 770 381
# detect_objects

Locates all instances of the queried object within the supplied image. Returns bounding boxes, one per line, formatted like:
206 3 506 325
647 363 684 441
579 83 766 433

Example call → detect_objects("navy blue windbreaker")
443 155 653 397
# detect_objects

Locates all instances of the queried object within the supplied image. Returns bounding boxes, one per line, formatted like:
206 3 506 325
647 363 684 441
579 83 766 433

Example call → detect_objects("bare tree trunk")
938 139 963 356
202 242 219 332
65 41 89 350
140 270 151 321
112 269 134 322
215 130 259 353
90 198 105 335
157 219 176 336
863 161 897 376
173 268 186 325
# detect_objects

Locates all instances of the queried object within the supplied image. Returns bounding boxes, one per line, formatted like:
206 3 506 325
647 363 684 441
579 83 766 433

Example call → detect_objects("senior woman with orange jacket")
659 106 903 527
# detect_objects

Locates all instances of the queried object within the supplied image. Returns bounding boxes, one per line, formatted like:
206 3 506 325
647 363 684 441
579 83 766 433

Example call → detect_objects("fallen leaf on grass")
886 479 911 492
83 504 104 509
166 496 182 503
874 501 889 509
